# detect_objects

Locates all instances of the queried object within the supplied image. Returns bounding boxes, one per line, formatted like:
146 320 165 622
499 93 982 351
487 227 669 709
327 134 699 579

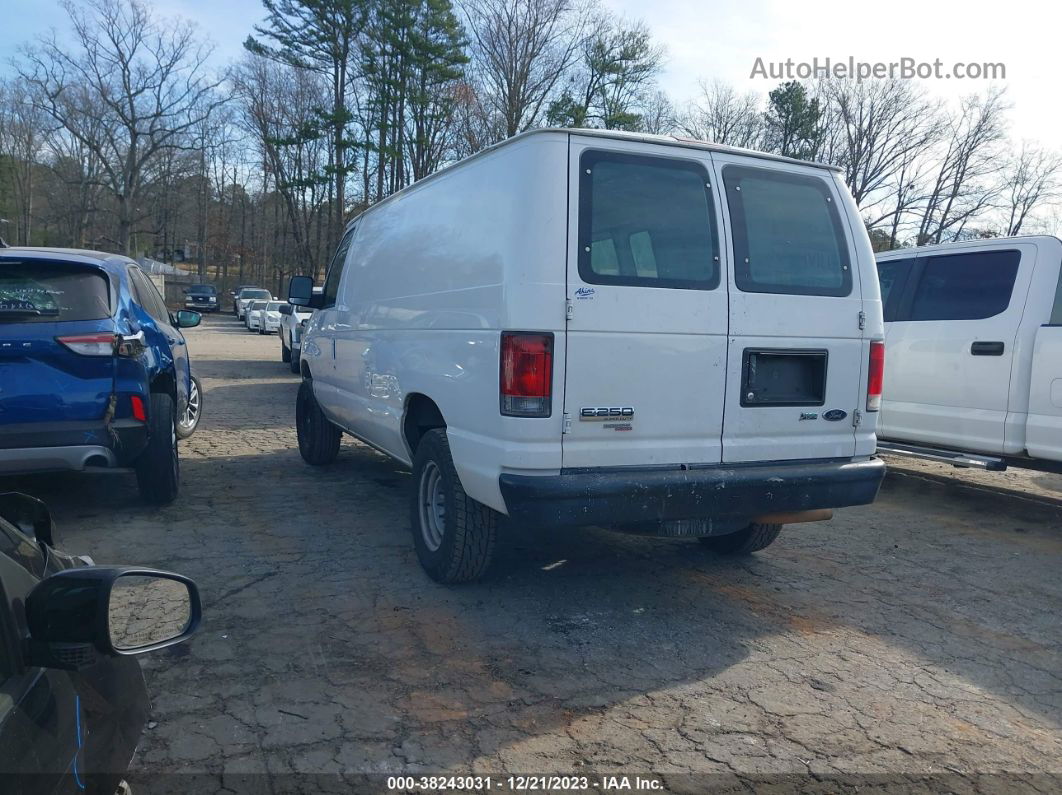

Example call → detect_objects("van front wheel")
296 379 341 465
410 429 497 583
699 522 782 554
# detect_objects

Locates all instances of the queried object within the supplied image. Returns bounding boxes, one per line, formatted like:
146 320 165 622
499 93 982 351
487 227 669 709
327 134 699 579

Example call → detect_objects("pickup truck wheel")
410 429 497 583
281 337 291 363
296 379 341 465
699 522 782 554
289 347 301 374
134 392 180 505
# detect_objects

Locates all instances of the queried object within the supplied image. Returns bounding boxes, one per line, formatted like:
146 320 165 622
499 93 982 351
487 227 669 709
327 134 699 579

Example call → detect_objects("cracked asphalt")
5 315 1061 792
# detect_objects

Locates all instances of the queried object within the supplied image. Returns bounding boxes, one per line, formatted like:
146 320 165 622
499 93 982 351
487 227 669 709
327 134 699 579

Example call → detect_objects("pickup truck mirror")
287 275 315 307
278 304 293 315
24 567 201 670
0 492 55 547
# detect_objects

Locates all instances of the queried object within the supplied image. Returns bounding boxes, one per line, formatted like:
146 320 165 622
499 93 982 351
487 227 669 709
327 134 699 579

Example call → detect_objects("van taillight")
57 333 115 356
500 332 553 417
867 340 885 412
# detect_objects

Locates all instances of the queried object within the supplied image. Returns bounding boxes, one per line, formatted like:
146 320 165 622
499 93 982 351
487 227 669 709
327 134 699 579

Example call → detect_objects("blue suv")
0 247 200 504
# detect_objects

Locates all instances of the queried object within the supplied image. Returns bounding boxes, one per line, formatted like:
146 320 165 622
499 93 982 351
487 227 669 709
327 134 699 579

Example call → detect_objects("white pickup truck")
876 235 1062 468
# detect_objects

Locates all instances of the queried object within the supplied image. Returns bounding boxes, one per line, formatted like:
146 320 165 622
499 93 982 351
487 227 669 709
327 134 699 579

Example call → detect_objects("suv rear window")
0 262 111 323
723 165 851 297
578 150 719 290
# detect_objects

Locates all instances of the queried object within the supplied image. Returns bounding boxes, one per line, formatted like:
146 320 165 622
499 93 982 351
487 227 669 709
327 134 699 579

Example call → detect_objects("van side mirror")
0 492 55 547
24 567 201 670
287 275 315 307
278 304 293 315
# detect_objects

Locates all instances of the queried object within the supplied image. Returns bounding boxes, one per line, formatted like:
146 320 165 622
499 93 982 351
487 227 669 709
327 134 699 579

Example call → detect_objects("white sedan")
245 301 268 331
257 301 284 334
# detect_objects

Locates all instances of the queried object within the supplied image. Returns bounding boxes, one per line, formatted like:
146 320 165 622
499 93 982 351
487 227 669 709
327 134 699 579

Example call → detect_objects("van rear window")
579 151 719 290
0 262 111 323
723 166 852 297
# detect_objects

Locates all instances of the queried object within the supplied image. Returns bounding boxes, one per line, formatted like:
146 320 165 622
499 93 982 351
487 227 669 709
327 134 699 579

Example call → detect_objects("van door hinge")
852 409 863 428
565 299 574 321
858 310 866 330
562 413 572 433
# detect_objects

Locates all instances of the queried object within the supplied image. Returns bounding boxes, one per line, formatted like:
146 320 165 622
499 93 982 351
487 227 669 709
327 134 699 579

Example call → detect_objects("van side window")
724 166 851 297
322 227 356 308
1050 265 1062 325
909 250 1019 321
578 150 719 290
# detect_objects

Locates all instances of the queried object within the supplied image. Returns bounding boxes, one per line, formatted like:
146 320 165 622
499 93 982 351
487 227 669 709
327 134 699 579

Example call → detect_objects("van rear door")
710 157 865 463
561 136 729 469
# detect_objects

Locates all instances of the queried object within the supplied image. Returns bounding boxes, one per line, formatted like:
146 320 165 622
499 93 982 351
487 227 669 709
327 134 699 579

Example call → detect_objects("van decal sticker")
799 412 819 421
574 287 595 300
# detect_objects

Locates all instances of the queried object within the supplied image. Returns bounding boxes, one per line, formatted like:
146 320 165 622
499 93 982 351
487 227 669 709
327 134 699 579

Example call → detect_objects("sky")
2 0 1059 147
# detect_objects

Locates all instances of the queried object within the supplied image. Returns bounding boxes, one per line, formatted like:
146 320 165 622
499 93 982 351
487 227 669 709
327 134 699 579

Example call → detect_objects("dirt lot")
5 315 1061 792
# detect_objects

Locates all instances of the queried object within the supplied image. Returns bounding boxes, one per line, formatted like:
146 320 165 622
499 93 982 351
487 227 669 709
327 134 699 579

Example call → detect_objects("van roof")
876 235 1062 261
346 127 842 229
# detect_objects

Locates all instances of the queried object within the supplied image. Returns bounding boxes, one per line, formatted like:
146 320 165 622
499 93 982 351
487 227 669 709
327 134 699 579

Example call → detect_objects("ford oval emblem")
823 409 847 422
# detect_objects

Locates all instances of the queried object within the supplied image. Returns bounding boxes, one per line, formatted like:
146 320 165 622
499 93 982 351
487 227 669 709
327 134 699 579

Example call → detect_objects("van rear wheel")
699 522 782 554
410 429 497 583
296 379 341 465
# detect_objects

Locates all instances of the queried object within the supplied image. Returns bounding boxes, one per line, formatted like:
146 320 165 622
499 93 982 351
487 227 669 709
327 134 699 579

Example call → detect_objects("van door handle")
970 341 1004 356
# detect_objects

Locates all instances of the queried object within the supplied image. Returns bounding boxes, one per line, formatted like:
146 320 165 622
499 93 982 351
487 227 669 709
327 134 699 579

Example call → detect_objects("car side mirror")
24 567 201 670
0 492 54 547
174 310 201 328
278 304 293 315
287 275 317 307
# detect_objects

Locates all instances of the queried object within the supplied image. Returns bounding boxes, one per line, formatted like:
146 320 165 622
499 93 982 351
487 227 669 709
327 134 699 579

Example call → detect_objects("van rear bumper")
498 457 886 528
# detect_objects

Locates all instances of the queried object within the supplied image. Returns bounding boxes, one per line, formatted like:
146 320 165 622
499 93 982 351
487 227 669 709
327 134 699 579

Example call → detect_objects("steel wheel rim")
179 379 200 431
418 461 445 552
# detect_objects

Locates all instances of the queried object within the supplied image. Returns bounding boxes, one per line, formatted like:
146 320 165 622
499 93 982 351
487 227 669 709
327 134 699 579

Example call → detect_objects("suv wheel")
134 392 179 505
296 379 341 465
699 522 782 554
175 375 202 439
410 429 497 583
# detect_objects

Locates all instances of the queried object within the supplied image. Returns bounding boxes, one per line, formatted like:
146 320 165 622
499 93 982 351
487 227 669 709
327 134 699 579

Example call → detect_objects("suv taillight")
500 332 553 417
867 340 884 411
57 333 115 356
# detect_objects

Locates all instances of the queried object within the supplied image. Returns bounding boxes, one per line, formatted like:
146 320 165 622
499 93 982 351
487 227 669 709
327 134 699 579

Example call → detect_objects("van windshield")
724 166 852 297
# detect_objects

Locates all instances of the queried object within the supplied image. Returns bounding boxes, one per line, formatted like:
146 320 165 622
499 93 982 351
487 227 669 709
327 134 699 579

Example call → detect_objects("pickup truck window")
578 150 719 290
0 262 110 323
909 250 1019 322
1051 264 1062 325
724 166 851 297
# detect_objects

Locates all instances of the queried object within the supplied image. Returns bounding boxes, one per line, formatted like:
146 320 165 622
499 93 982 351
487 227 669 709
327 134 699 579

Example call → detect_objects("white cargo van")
876 236 1062 466
288 129 886 582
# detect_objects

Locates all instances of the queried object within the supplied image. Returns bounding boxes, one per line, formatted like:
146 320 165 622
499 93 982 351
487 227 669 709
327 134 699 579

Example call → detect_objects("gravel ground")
5 314 1060 793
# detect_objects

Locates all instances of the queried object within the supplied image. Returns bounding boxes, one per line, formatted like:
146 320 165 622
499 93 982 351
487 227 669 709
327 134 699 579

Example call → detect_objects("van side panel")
333 133 569 512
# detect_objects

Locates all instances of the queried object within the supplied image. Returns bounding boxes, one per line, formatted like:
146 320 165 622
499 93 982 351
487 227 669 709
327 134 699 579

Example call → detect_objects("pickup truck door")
1026 271 1062 461
883 245 1035 454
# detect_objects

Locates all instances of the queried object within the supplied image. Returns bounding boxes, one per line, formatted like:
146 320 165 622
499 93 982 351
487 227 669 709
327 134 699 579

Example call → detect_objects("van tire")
410 429 497 583
281 338 291 363
699 522 782 554
135 392 179 505
296 379 341 465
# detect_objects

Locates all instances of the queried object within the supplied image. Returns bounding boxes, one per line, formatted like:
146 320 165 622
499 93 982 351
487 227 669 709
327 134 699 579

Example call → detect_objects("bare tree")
679 80 762 148
0 81 46 245
1002 142 1062 235
463 0 589 138
18 0 225 254
639 90 676 135
822 80 944 208
915 88 1009 245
